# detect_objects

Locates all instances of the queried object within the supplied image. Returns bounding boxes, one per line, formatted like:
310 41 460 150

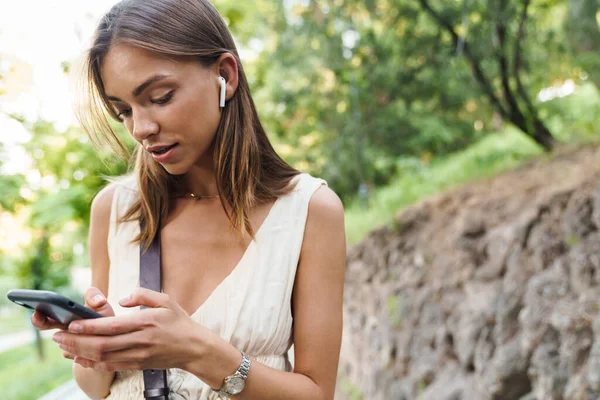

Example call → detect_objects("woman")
31 0 346 399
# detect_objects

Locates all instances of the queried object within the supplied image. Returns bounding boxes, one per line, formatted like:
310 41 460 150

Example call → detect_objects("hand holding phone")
8 288 114 329
8 287 115 363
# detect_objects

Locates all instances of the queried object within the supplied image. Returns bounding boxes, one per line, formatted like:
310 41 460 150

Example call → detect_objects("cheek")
176 97 221 138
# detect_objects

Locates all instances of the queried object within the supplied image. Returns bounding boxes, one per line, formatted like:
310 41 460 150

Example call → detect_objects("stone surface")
337 146 600 399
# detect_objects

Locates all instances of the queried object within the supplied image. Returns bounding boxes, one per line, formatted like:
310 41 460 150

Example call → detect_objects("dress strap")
286 173 328 287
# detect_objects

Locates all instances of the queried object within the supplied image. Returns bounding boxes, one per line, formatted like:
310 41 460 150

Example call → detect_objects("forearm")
184 336 327 400
73 362 115 400
236 361 325 400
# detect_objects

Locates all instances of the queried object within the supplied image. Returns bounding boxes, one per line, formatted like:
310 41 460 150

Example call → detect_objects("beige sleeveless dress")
103 173 327 399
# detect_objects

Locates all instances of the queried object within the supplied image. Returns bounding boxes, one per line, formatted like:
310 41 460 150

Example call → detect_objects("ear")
215 53 239 102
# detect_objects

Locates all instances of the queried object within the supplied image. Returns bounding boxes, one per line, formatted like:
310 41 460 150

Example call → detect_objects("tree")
239 0 582 200
4 116 130 294
417 0 558 150
248 1 497 198
0 143 26 212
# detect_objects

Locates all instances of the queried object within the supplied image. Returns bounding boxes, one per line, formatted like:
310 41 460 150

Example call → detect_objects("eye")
117 109 132 120
152 90 174 105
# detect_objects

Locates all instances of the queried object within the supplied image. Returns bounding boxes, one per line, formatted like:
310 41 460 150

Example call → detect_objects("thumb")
119 288 170 309
84 287 107 308
83 287 115 317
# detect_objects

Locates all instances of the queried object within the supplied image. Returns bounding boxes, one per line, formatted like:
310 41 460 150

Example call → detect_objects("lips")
146 143 179 164
147 144 178 154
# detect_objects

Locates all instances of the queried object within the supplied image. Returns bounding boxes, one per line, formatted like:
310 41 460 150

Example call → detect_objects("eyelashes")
116 90 175 120
117 109 131 119
153 90 174 105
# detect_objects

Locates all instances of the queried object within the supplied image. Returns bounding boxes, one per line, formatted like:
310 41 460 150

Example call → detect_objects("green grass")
344 83 600 245
0 276 31 335
0 309 32 335
344 128 544 244
0 338 74 400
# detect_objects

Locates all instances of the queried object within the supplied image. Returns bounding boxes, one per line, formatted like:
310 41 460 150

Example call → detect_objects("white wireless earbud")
218 76 226 108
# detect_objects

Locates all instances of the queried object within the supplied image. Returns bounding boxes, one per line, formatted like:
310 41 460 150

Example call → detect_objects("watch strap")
214 352 251 396
237 353 251 379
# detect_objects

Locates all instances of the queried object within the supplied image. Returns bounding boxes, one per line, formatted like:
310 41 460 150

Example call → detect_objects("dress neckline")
187 187 289 319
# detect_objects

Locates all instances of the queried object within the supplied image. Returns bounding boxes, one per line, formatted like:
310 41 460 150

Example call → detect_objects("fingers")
119 288 172 309
84 288 105 308
54 330 142 362
31 311 66 331
73 356 96 369
84 288 115 317
71 345 149 365
67 288 169 335
74 356 143 372
67 311 149 336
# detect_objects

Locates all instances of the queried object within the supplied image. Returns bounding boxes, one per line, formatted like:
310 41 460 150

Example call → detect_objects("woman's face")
101 43 222 175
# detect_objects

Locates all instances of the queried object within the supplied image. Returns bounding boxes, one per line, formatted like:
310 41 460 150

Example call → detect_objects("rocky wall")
338 147 600 400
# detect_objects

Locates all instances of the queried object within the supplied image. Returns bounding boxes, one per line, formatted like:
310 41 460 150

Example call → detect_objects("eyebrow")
106 74 171 102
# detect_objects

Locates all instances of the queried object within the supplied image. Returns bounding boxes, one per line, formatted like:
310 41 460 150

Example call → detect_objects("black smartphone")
7 289 103 325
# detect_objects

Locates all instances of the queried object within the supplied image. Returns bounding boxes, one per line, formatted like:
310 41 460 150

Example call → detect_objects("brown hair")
77 0 299 250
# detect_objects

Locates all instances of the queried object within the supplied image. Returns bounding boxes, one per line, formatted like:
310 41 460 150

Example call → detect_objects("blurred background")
1 0 600 399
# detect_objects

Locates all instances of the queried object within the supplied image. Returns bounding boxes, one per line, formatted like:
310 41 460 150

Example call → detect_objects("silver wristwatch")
214 352 251 397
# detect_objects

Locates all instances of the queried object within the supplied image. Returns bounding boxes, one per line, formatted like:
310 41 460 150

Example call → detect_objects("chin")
160 162 190 176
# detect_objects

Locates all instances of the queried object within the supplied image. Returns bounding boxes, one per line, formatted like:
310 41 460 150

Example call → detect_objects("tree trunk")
34 329 44 361
418 0 556 152
31 232 48 362
510 111 555 151
531 119 555 151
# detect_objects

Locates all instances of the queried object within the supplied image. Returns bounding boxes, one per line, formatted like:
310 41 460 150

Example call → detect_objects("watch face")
225 376 245 394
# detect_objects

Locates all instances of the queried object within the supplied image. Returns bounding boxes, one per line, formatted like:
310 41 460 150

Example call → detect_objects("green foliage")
0 276 18 306
214 0 276 42
344 127 543 244
0 173 25 212
2 117 129 290
0 142 26 212
23 119 128 228
239 0 580 200
11 232 70 291
344 82 600 244
539 82 600 141
0 0 598 295
565 0 600 86
0 17 595 400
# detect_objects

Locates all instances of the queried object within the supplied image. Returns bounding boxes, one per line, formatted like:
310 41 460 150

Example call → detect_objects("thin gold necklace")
187 193 219 200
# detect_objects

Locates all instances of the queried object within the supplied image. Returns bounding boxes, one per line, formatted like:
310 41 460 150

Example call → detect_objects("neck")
182 164 219 198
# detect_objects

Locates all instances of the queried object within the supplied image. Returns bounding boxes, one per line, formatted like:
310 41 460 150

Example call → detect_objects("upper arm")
88 183 117 297
292 185 346 399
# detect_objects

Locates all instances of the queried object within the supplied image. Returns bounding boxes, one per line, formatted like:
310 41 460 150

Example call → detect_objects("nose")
131 110 159 142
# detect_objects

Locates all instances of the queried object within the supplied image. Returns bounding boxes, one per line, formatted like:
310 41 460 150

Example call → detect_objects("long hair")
76 0 299 250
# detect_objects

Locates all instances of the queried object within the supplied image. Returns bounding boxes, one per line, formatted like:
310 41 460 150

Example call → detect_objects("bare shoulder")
90 182 119 219
306 185 345 225
300 184 346 265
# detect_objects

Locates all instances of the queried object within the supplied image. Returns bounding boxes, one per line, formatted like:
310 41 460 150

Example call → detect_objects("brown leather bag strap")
139 226 169 400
